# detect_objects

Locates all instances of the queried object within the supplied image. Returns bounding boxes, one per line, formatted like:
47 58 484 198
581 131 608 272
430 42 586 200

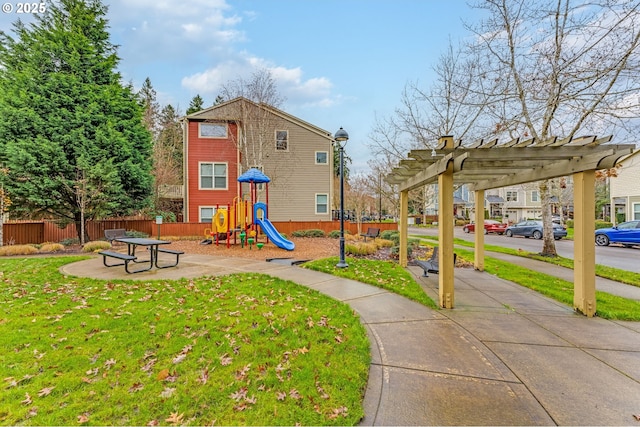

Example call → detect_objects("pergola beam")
388 133 636 318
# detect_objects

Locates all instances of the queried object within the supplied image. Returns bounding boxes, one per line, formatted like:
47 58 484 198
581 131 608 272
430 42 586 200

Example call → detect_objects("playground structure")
203 168 295 251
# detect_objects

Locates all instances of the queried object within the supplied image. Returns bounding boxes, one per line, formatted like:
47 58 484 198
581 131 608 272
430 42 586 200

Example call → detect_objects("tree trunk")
539 180 557 257
74 212 89 244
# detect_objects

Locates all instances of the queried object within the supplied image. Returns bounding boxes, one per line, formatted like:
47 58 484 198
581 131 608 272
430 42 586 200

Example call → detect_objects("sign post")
155 216 163 239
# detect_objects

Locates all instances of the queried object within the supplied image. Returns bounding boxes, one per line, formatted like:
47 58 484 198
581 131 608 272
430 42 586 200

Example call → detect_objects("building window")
316 194 328 214
634 203 640 220
200 207 215 223
506 191 518 202
531 191 539 202
315 151 328 164
200 162 227 190
199 122 227 138
276 130 288 151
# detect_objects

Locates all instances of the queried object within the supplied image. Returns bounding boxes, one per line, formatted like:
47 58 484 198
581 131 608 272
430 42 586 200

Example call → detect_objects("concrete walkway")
61 255 640 426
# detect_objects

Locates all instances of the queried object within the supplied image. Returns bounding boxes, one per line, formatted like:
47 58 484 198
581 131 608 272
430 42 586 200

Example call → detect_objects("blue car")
505 220 567 240
595 220 640 247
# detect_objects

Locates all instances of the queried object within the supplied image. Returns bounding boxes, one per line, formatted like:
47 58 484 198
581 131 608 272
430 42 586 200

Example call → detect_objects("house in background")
182 97 334 223
609 149 640 223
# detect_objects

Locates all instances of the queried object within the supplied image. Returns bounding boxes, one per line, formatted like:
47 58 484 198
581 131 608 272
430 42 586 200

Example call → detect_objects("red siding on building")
187 121 240 222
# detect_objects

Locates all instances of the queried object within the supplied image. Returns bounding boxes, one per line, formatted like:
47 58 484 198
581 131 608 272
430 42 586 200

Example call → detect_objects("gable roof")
184 97 333 141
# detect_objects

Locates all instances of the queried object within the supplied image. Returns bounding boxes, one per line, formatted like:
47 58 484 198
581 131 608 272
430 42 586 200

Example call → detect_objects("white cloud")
181 55 336 108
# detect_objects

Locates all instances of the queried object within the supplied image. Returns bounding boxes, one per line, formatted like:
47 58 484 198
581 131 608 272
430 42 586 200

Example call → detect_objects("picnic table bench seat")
155 247 185 269
415 247 457 277
99 250 137 273
360 227 380 242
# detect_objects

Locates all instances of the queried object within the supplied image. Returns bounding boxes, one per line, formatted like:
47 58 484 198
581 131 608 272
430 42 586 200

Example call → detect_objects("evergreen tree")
186 94 204 114
0 0 153 242
138 77 160 139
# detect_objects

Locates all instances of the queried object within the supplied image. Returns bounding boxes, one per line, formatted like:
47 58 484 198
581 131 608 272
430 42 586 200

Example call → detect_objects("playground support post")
335 127 349 268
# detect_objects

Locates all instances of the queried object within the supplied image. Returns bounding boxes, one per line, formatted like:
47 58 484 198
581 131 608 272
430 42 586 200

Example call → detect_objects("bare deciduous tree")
219 68 287 172
466 0 640 256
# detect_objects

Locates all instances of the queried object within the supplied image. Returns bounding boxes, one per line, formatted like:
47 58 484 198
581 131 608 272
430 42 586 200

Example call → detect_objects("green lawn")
0 257 370 426
414 235 640 320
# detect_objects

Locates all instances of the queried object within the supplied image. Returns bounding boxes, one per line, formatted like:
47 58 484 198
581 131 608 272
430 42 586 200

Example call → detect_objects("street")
409 226 640 274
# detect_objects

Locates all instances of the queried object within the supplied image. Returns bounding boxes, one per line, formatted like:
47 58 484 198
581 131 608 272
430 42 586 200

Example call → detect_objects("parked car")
505 220 567 240
595 220 640 247
462 220 508 235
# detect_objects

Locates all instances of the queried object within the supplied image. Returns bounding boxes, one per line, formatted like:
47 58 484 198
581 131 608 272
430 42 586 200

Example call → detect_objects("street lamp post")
334 127 349 268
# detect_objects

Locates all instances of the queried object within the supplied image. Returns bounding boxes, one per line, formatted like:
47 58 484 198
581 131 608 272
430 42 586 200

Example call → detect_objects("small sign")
155 216 163 225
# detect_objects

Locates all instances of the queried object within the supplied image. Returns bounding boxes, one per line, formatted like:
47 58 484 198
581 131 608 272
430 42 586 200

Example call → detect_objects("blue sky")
1 0 483 171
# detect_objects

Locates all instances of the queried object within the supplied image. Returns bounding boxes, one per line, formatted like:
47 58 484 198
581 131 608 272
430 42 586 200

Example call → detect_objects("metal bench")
104 228 127 244
415 247 457 277
360 227 380 242
99 250 137 273
156 247 185 268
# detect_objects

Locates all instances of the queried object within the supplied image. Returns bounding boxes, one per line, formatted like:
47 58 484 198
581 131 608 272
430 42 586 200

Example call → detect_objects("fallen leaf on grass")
196 367 209 385
160 387 175 398
165 412 183 425
21 393 32 405
230 387 247 401
157 369 169 381
78 414 89 423
276 391 286 401
128 382 144 393
328 406 349 419
219 353 232 366
38 386 55 397
289 388 302 400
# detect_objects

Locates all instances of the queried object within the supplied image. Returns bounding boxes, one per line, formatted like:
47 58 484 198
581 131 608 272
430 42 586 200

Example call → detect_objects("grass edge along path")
413 240 640 321
0 256 370 426
415 234 640 288
302 257 439 310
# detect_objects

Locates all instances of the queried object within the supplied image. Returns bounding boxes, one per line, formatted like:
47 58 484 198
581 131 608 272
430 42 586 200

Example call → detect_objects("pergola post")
573 170 597 317
399 190 409 268
438 144 455 309
474 189 485 271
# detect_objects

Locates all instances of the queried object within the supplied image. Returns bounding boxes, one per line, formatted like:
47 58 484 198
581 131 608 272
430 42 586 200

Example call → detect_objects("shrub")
346 241 378 256
380 230 398 241
375 238 394 248
291 229 325 238
39 243 65 253
595 220 613 229
82 240 111 252
0 245 39 256
125 230 149 238
60 238 80 246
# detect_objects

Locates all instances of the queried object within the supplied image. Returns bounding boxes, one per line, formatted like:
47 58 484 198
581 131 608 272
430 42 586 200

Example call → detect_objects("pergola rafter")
387 135 635 317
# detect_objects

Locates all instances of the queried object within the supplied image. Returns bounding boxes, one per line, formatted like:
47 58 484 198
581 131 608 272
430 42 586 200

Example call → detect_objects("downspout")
182 118 189 222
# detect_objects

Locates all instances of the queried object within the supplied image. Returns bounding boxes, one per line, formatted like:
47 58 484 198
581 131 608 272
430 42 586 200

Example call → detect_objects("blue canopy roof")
237 168 271 183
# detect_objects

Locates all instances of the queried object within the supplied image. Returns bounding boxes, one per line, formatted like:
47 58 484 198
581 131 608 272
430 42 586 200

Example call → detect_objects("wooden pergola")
387 135 635 317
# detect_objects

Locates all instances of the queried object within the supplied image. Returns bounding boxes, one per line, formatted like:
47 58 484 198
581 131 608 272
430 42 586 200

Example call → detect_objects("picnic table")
99 237 184 274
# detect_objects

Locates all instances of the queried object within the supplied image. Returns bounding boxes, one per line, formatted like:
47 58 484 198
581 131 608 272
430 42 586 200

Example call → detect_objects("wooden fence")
2 220 398 245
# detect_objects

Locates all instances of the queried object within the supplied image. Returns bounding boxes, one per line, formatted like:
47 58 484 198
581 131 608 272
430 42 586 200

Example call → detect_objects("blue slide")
253 202 295 251
256 217 295 251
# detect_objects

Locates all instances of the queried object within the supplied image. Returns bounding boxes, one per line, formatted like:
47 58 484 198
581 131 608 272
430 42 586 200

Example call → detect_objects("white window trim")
506 191 518 202
275 130 289 151
530 190 539 202
199 206 216 223
633 202 640 220
315 193 329 215
315 151 329 165
199 161 228 190
199 122 228 139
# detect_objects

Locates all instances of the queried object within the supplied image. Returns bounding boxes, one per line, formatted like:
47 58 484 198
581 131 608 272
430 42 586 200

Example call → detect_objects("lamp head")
334 127 349 147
